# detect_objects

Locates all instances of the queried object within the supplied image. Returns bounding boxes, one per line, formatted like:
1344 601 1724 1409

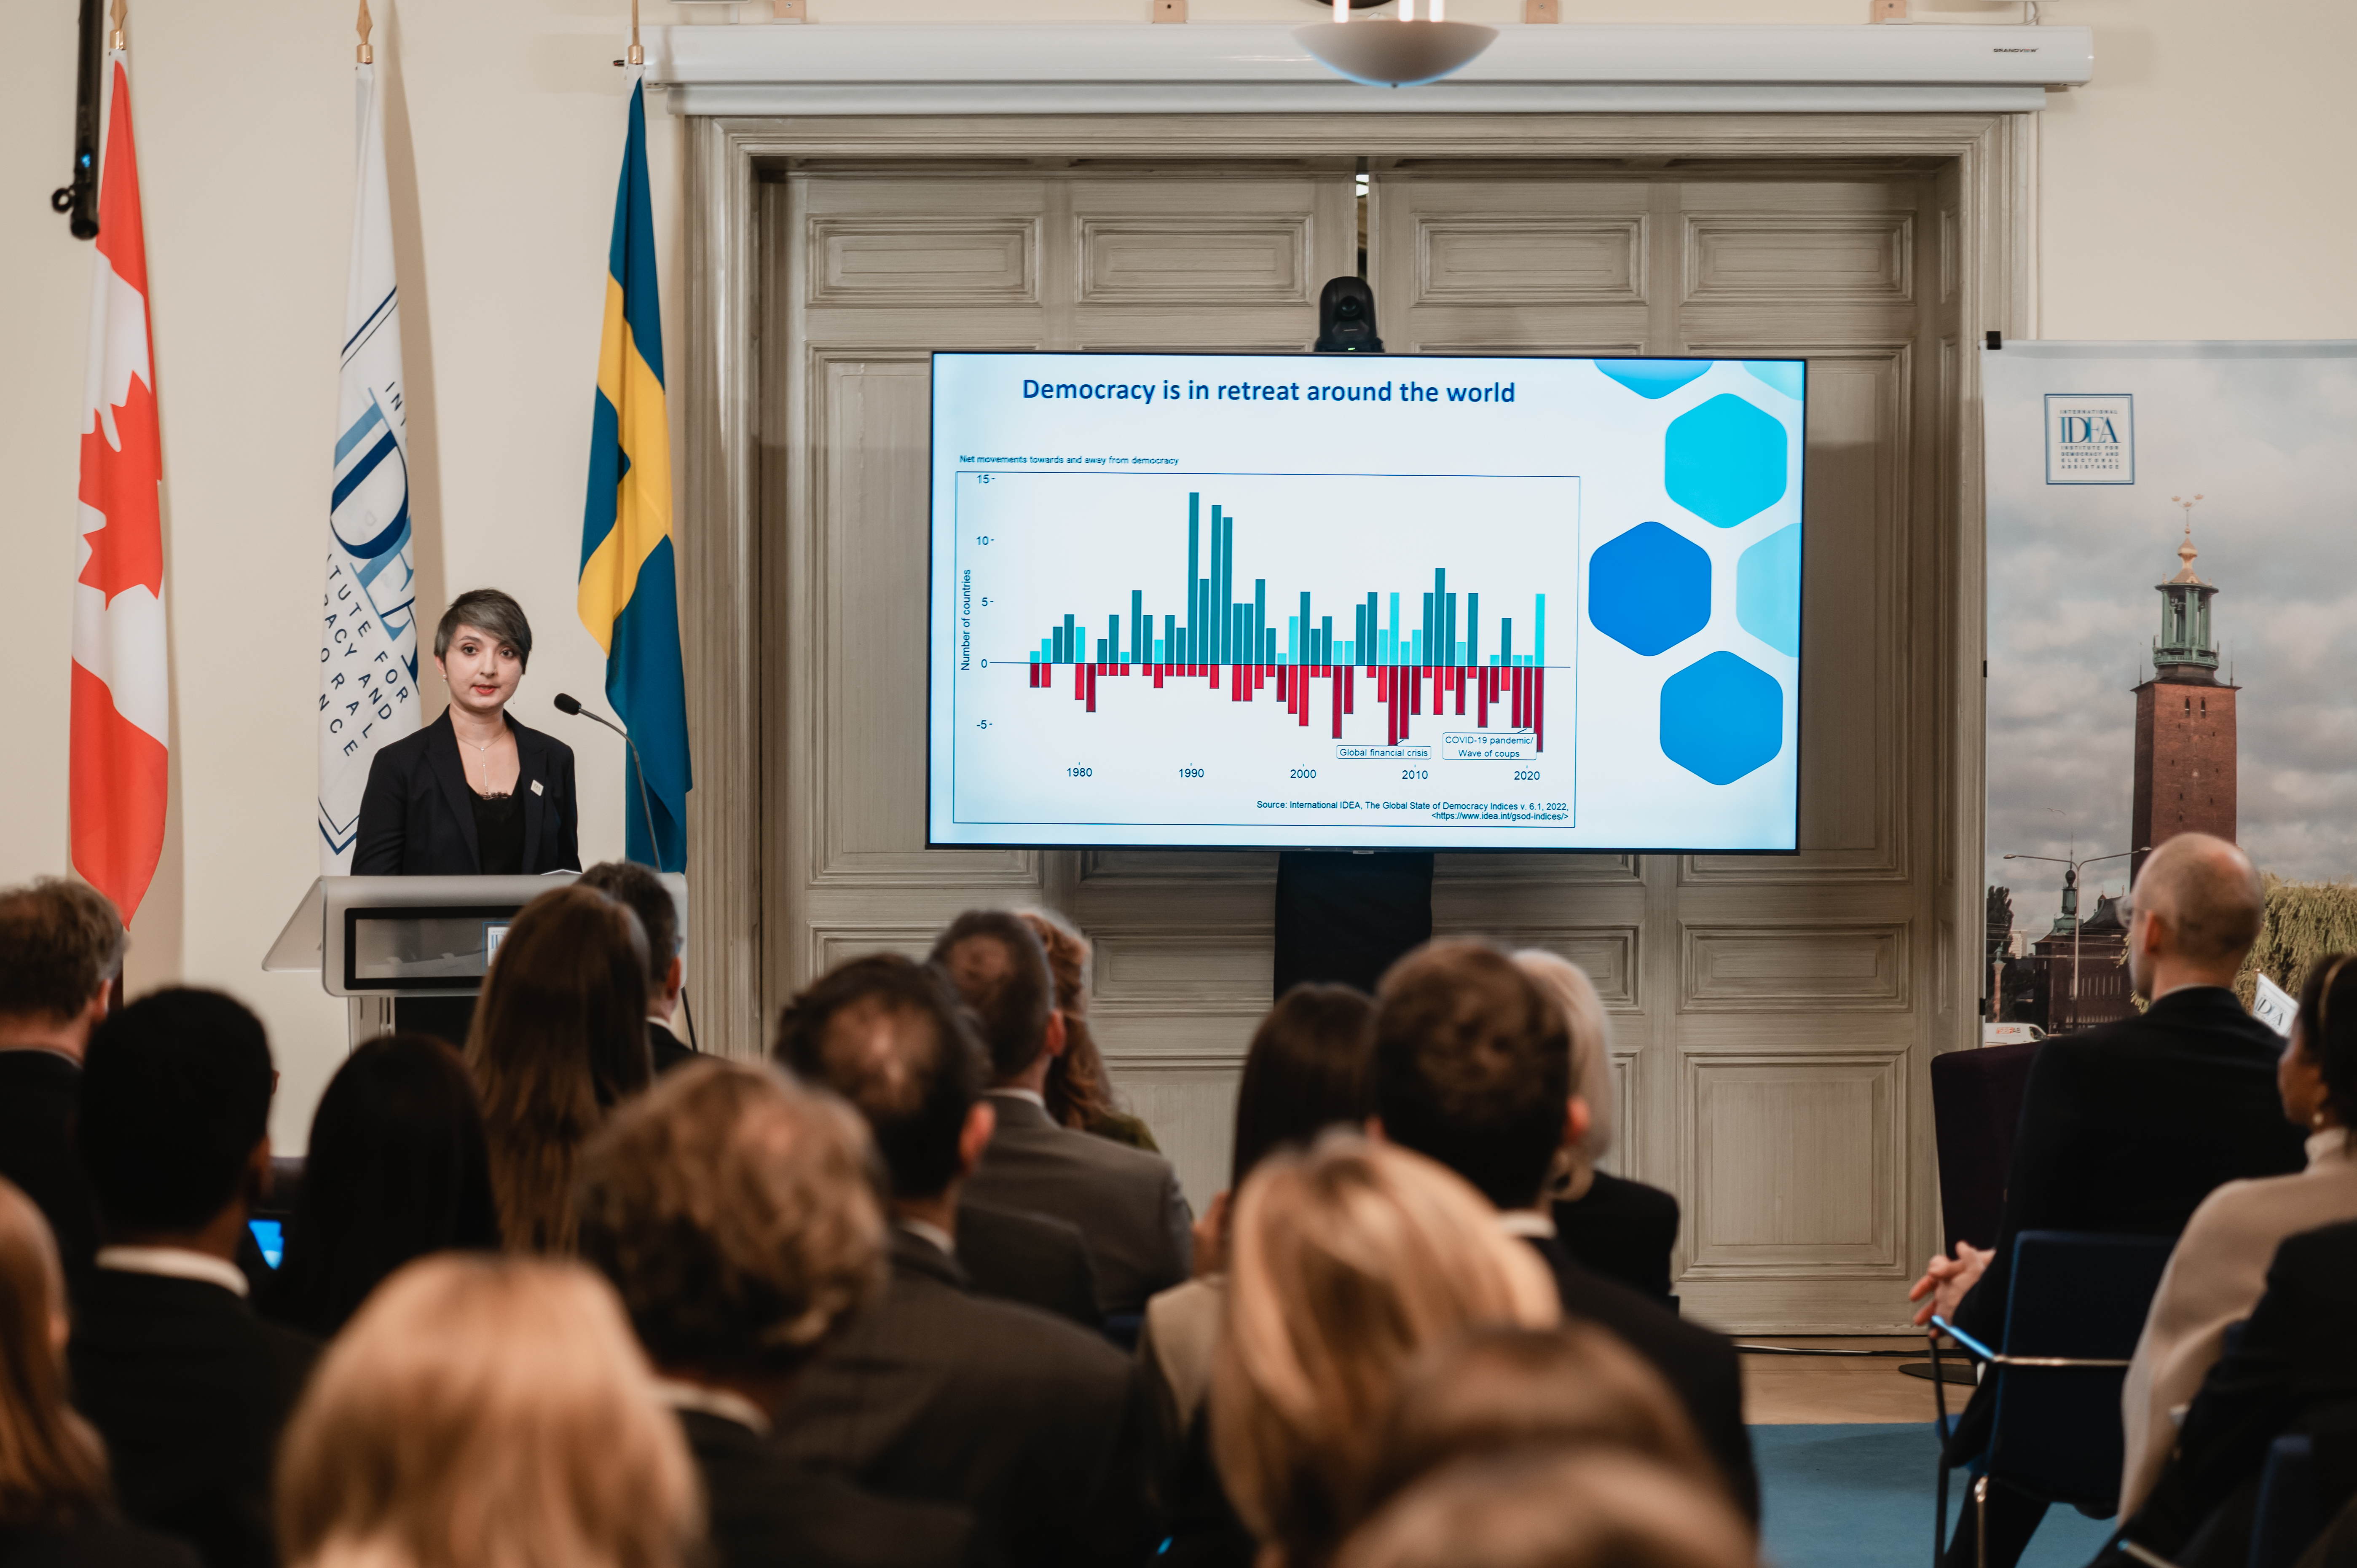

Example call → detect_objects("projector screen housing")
927 351 1805 853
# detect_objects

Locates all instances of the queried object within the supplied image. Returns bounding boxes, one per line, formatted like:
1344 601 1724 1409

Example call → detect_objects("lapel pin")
531 779 544 796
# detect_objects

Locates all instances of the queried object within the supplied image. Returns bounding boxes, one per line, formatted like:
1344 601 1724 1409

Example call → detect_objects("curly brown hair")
1016 909 1126 1136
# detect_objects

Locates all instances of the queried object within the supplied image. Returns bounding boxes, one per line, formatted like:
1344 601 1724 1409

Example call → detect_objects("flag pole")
357 0 373 64
109 0 124 51
627 0 643 67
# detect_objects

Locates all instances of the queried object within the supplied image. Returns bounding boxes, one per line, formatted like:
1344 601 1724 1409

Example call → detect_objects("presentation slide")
928 352 1804 851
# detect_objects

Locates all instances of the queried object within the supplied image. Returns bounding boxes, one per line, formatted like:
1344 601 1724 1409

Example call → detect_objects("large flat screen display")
927 352 1805 852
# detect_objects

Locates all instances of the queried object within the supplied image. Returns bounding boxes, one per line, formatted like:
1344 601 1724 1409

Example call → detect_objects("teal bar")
1389 592 1402 666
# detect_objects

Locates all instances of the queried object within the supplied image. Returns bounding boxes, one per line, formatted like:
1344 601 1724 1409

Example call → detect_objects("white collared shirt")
900 1217 957 1259
1496 1209 1559 1241
653 1378 772 1436
95 1246 249 1299
984 1087 1048 1110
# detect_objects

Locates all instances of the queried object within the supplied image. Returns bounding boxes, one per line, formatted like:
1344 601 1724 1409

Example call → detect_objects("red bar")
1331 667 1343 739
1343 665 1354 716
1534 667 1544 754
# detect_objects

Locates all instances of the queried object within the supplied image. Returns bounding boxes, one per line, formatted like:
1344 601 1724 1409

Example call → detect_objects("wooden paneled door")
764 157 1963 1330
1374 164 1964 1329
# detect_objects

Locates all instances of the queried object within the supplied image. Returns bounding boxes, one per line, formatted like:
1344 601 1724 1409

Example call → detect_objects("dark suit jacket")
962 1094 1191 1316
0 1050 95 1291
955 1201 1102 1329
1525 1235 1759 1525
1555 1171 1681 1302
648 1019 697 1077
67 1270 318 1568
2115 1219 2357 1562
0 1518 203 1568
351 710 579 876
777 1230 1152 1568
1947 987 2306 1459
677 1408 982 1568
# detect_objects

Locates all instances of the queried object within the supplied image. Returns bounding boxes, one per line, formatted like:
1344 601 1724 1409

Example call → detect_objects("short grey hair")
434 588 534 671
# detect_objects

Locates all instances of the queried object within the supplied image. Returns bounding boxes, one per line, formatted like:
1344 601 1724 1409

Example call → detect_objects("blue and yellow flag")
579 77 689 871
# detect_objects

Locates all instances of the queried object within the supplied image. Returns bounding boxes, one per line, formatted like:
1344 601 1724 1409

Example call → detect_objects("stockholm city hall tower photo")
2131 503 2238 881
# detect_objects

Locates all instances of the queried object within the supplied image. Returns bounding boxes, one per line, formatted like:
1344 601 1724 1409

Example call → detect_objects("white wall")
3 0 2351 1147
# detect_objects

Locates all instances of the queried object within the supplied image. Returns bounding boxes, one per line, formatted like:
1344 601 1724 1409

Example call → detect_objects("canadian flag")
72 54 169 925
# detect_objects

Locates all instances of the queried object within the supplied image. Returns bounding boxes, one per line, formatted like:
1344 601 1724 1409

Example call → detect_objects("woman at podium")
354 590 581 876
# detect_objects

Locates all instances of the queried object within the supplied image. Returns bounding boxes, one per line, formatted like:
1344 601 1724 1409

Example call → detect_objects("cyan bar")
1287 616 1299 662
1534 594 1547 664
1412 630 1424 665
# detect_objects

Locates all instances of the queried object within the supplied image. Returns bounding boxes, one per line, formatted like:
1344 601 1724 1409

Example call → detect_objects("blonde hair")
277 1254 698 1568
1512 950 1614 1194
1335 1450 1757 1568
1210 1135 1558 1567
0 1180 108 1528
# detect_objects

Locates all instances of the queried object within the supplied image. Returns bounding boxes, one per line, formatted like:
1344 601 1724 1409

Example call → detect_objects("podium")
265 874 689 1049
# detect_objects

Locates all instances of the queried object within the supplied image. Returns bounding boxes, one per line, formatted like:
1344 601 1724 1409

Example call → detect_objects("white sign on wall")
2252 972 2298 1039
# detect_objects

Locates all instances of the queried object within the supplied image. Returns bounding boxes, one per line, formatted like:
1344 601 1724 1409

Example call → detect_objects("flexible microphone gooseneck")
552 692 699 1053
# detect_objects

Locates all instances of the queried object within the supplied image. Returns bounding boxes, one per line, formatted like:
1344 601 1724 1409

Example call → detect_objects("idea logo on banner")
2045 392 2135 485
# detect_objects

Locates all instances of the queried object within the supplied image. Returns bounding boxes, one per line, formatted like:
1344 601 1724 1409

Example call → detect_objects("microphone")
552 694 666 877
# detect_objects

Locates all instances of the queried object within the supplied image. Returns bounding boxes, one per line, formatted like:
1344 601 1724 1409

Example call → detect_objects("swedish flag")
578 77 689 871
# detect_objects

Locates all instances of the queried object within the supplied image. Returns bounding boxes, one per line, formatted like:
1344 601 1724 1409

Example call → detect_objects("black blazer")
1525 1236 1759 1525
0 1517 202 1568
351 710 579 876
677 1408 983 1568
647 1020 697 1077
963 1095 1192 1317
777 1230 1153 1568
955 1202 1103 1329
1555 1171 1681 1302
1946 987 2306 1461
0 1051 96 1294
2112 1218 2357 1563
66 1271 318 1568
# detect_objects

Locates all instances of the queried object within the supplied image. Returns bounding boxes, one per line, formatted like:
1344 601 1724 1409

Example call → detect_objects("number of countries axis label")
945 471 1577 844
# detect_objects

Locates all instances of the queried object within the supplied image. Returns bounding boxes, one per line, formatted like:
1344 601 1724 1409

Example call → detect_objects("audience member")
777 953 1100 1324
261 1035 501 1340
2100 1215 2357 1568
1332 1452 1758 1568
576 860 698 1076
1138 983 1374 1562
464 884 652 1253
1363 1324 1715 1519
1907 833 2303 1568
69 990 316 1568
0 1178 198 1568
274 1255 697 1568
1370 941 1758 1523
1016 909 1157 1150
0 878 125 1291
1209 1135 1558 1568
933 910 1191 1315
1517 950 1681 1301
2119 950 2357 1517
579 1059 982 1568
773 954 1152 1567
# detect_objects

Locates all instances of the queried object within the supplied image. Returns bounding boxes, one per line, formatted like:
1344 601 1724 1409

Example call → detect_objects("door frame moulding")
676 111 2027 1061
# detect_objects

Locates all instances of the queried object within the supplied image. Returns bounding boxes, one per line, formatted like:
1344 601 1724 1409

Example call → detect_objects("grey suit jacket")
961 1093 1192 1316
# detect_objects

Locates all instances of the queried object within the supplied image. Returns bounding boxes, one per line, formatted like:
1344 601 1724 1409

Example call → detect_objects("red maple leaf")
77 371 164 604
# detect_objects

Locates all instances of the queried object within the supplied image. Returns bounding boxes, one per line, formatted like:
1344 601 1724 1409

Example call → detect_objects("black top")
1554 1171 1681 1302
0 1050 96 1294
66 1271 319 1568
1944 985 2307 1463
0 1517 203 1568
647 1020 697 1077
1524 1236 1759 1525
954 1202 1103 1329
678 1408 984 1568
778 1230 1152 1568
468 790 523 876
352 710 579 876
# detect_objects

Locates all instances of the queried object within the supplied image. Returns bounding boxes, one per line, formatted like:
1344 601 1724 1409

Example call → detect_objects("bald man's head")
2130 833 2265 987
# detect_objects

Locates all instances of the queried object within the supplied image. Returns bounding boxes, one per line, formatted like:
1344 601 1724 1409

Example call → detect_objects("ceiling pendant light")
1295 0 1499 90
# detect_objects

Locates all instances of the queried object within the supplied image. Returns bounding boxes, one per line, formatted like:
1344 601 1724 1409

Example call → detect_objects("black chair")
2250 1436 2320 1568
1931 1041 2042 1260
1931 1230 2177 1567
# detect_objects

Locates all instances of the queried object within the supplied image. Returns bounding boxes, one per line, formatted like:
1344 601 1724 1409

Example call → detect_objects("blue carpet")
1754 1424 2118 1568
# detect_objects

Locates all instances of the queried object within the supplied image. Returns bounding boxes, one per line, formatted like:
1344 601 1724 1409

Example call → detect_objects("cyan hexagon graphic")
1589 521 1711 657
1595 359 1712 401
1743 360 1805 401
1665 393 1789 528
1660 651 1784 785
1735 523 1802 658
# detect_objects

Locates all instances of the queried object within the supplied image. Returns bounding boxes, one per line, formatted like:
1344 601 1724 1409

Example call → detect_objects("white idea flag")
318 54 419 868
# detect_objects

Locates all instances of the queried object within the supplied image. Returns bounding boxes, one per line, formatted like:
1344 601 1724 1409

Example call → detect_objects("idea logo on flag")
2045 392 2135 485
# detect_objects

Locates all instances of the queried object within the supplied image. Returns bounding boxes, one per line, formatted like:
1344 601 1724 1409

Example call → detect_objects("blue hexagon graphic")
1589 522 1711 657
1735 524 1802 658
1660 651 1784 785
1665 393 1789 528
1743 360 1805 401
1596 359 1712 401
